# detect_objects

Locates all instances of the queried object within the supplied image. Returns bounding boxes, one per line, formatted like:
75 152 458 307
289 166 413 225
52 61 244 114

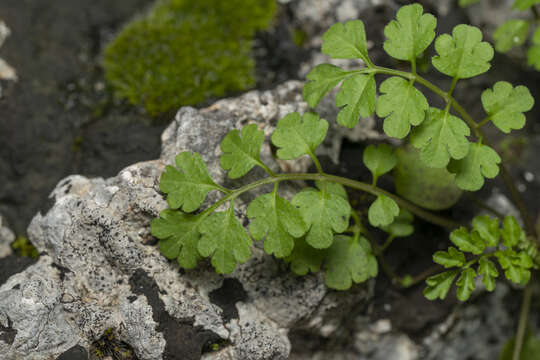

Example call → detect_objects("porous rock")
0 81 374 360
0 214 14 258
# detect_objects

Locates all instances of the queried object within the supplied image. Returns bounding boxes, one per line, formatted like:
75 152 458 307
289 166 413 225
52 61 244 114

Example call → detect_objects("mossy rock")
11 236 39 259
394 145 462 210
103 0 276 116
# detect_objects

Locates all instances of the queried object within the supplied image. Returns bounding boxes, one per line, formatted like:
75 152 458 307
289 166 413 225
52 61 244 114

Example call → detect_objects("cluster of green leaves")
425 215 537 301
152 113 421 289
150 2 539 301
304 3 534 192
103 0 276 115
461 0 540 71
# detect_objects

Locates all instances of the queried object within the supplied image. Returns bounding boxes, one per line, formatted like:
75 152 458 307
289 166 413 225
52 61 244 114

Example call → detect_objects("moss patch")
103 0 277 116
11 236 39 259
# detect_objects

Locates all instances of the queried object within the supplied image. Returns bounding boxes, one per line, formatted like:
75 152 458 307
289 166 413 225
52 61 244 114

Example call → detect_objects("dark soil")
0 1 306 237
129 268 221 360
0 0 163 235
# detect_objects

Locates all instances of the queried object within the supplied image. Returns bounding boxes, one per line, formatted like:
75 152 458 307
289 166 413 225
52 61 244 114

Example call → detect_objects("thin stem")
498 162 536 236
468 194 505 220
513 284 533 360
405 265 442 287
258 161 277 177
476 116 491 129
377 253 401 283
204 172 460 229
308 150 324 174
351 210 363 231
410 58 417 76
448 76 459 97
532 5 540 22
216 184 232 194
378 234 396 254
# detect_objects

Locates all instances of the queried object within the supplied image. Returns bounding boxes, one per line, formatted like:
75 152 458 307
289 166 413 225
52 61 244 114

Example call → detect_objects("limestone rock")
0 81 374 360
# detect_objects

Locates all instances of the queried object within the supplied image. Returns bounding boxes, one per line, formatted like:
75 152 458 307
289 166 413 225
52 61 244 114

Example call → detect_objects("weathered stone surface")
0 81 374 360
0 214 14 258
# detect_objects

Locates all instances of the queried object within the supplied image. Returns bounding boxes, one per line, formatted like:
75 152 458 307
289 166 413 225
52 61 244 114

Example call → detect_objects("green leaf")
292 182 351 249
501 215 523 248
383 4 437 61
448 143 501 191
500 333 540 360
528 45 540 70
368 195 399 227
410 107 470 168
518 251 534 268
284 237 325 276
493 20 529 53
322 20 370 63
220 124 265 179
394 146 463 210
381 208 414 237
324 235 378 290
459 0 480 6
303 64 351 108
481 81 534 134
432 24 494 79
456 268 476 301
151 209 201 269
496 250 532 284
424 270 459 300
271 112 329 160
198 206 252 274
472 215 500 247
449 227 486 255
528 28 540 70
335 74 376 128
160 152 221 212
363 144 398 182
514 0 540 10
478 257 498 291
433 247 466 268
376 77 429 139
322 181 349 200
247 190 307 258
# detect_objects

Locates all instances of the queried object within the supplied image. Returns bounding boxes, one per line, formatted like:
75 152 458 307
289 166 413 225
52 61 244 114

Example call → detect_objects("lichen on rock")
0 81 374 360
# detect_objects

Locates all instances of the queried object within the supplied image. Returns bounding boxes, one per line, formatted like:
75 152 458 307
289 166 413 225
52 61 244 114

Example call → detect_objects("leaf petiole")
200 172 459 229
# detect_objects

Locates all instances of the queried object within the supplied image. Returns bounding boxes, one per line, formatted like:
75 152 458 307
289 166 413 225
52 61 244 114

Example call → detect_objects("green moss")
103 0 277 116
11 236 39 259
292 28 307 47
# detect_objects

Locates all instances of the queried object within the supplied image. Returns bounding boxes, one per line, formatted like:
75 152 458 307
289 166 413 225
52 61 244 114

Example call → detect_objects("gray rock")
0 214 14 258
0 81 375 360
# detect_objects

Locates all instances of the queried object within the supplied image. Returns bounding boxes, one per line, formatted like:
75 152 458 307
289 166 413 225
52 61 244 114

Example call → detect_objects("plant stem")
468 194 505 220
205 172 460 229
532 5 540 22
377 253 401 283
378 234 396 253
476 116 491 129
499 163 536 236
405 265 442 287
307 150 324 174
448 76 459 97
513 284 533 360
258 161 277 177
